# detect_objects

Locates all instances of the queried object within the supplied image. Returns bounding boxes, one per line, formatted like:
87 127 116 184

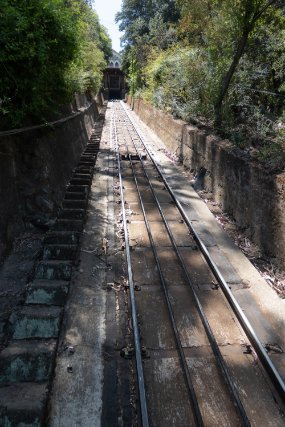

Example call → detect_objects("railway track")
110 100 285 426
0 100 284 426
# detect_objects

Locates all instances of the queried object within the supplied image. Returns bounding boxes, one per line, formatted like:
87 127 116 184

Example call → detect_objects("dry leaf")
102 237 108 254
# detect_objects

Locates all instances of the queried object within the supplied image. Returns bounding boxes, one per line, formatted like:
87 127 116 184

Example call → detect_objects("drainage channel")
0 112 105 426
112 100 285 426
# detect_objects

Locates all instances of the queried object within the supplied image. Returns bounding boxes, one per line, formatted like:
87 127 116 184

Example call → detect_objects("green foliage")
143 46 213 120
116 0 179 91
118 0 285 170
65 2 111 94
0 0 111 129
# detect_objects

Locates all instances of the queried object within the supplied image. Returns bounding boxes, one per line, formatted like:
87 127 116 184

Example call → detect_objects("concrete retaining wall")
128 97 185 156
127 96 285 267
0 96 99 260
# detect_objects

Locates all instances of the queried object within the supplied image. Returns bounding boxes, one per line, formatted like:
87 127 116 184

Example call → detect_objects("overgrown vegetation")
0 0 111 129
116 0 285 170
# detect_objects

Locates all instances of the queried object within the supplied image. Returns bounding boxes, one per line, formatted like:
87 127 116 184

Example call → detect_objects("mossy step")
62 199 88 209
66 184 89 194
0 340 56 384
77 161 94 167
52 219 84 232
64 191 87 200
0 382 47 426
59 208 86 220
43 244 77 260
72 173 92 179
44 231 80 245
35 260 72 280
10 305 62 339
69 177 91 186
26 280 69 305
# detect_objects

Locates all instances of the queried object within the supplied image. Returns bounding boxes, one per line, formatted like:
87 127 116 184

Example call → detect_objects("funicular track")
111 101 285 426
0 100 284 427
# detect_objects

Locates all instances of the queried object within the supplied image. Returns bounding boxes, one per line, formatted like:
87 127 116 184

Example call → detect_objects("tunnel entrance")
103 50 127 100
109 89 122 99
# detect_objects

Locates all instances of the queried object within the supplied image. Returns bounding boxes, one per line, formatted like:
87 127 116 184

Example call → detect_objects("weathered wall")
128 97 185 156
0 96 99 260
127 96 285 267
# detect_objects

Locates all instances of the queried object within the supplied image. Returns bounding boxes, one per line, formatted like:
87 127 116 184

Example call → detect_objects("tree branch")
214 0 280 128
251 0 279 24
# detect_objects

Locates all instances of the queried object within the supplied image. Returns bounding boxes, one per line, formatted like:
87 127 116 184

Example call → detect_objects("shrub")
0 0 111 129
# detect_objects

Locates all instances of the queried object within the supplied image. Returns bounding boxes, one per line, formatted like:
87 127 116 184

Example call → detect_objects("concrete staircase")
0 117 105 426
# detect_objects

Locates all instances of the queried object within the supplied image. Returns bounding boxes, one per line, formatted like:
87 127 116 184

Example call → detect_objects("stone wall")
127 96 285 267
0 96 99 260
129 97 185 156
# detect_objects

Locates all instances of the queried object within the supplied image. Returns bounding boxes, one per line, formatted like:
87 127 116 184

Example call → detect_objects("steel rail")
111 104 150 427
120 100 285 404
125 129 250 425
125 146 204 426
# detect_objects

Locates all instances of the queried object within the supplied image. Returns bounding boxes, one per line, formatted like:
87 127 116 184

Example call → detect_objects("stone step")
84 151 97 156
76 159 94 165
44 231 80 245
72 173 92 180
66 184 89 194
43 244 77 260
0 340 56 384
77 161 94 167
82 150 96 155
74 167 93 174
52 219 84 232
35 260 72 280
10 305 62 339
0 382 47 426
64 191 87 201
59 208 86 220
26 280 69 306
83 155 97 159
70 178 91 186
80 154 95 159
62 199 87 209
79 158 95 164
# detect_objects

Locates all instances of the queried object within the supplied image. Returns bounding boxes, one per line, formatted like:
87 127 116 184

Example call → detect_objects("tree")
116 0 179 90
214 0 280 127
118 0 285 167
0 0 111 129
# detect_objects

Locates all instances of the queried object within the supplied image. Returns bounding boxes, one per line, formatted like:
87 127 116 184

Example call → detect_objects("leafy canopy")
0 0 111 129
117 0 285 169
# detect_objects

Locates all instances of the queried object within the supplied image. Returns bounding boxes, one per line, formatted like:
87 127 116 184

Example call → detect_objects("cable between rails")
125 143 204 425
111 102 150 427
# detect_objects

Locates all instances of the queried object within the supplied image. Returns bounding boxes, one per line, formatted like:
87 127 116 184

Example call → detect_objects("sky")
92 0 123 52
